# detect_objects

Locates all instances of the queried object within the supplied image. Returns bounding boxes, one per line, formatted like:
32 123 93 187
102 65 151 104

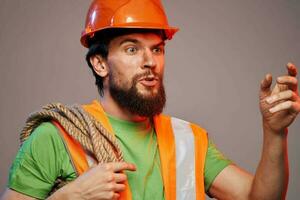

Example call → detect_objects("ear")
89 55 109 78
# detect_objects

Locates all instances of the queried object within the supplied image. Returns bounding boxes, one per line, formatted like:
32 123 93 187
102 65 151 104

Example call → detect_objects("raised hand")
259 63 300 133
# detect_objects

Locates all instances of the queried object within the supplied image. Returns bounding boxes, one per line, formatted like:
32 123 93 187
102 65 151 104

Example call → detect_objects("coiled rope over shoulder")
20 103 123 164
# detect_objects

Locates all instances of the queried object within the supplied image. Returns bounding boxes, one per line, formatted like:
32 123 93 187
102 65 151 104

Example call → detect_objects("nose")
142 48 156 69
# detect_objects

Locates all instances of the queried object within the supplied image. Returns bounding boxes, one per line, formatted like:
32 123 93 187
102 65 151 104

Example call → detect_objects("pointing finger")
276 76 298 92
287 62 297 77
109 162 137 172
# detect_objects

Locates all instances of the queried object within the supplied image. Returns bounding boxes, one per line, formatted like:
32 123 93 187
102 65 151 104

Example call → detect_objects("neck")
99 92 148 122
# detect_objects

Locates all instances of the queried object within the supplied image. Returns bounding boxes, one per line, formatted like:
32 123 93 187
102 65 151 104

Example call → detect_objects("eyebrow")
119 38 139 46
155 41 166 47
119 38 165 48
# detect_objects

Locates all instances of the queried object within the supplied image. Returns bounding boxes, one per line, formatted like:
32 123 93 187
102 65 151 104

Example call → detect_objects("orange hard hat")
80 0 179 48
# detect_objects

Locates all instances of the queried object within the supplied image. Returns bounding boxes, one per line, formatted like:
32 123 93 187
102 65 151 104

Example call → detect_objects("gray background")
0 0 299 199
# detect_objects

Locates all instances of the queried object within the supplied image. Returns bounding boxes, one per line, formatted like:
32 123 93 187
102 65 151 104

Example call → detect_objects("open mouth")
139 76 159 87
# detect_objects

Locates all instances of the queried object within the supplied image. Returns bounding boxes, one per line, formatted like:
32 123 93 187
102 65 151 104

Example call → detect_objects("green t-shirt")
8 116 231 199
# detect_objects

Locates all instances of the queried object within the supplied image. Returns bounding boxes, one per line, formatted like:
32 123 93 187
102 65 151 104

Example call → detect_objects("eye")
125 46 138 54
153 46 164 54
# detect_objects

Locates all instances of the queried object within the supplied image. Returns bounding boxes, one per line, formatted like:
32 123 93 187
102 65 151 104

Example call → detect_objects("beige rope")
20 103 124 164
20 103 125 195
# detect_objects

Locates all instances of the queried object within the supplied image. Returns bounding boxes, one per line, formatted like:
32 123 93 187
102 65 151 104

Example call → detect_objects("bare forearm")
46 181 82 200
250 125 289 200
46 186 73 200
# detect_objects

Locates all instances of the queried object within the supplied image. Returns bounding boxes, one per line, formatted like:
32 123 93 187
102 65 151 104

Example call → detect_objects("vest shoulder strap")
52 120 89 175
190 122 208 200
154 114 208 200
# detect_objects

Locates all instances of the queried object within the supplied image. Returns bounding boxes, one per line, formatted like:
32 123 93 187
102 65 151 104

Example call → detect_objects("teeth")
145 77 154 81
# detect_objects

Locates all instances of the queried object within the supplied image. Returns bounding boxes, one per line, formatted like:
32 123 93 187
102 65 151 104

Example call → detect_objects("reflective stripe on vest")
154 114 208 200
172 117 196 199
56 100 208 200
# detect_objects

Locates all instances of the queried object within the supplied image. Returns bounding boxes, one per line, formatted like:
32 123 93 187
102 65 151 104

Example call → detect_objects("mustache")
134 70 161 81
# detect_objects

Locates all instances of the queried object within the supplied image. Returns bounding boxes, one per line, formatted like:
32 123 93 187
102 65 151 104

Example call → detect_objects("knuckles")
105 173 115 182
289 76 298 85
120 173 127 181
294 77 298 85
103 163 113 171
106 183 116 191
109 191 116 199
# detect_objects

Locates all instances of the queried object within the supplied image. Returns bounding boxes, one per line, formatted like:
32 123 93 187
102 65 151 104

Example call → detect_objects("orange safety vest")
53 100 208 200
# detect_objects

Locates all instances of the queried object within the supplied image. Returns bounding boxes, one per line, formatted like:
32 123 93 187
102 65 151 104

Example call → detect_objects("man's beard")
109 71 166 118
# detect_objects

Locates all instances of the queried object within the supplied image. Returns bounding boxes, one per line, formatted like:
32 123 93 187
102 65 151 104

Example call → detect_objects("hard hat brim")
80 26 179 48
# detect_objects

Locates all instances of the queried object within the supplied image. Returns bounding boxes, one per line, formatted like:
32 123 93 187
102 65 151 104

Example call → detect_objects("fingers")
266 90 298 104
96 162 136 173
113 193 120 200
73 162 134 200
114 173 127 182
102 191 120 200
269 101 291 113
260 73 272 92
104 182 126 192
276 75 298 92
264 79 300 113
287 62 297 77
108 162 137 172
276 63 299 93
269 100 300 114
113 183 126 192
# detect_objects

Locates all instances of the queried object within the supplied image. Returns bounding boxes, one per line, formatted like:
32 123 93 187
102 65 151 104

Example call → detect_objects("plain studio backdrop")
0 0 299 199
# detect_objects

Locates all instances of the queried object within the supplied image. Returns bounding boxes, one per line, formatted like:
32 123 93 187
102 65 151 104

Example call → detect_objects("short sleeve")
8 122 75 199
204 139 232 192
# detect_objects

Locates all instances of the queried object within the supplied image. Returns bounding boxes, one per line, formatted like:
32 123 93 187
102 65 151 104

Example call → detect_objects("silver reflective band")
171 117 196 200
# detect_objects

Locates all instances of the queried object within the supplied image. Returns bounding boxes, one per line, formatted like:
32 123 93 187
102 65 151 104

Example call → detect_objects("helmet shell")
80 0 179 48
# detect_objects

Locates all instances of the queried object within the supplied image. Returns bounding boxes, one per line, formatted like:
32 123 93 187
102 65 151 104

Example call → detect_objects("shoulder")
11 121 67 169
23 122 65 152
8 122 73 199
30 122 60 138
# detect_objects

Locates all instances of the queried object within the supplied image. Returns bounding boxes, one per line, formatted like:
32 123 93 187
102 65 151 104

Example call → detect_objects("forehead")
109 32 164 48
